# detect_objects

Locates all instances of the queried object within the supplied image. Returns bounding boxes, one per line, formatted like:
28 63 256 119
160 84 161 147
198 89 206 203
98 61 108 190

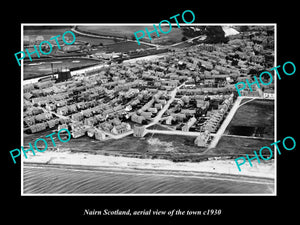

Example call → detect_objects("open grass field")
229 99 274 128
210 98 275 156
210 136 274 156
24 26 120 46
225 99 274 138
24 58 101 79
24 129 207 162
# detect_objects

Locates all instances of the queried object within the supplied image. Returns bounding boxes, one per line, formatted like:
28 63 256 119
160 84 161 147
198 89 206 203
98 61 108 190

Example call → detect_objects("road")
146 82 185 128
30 82 184 140
108 83 185 139
208 97 242 149
145 129 201 137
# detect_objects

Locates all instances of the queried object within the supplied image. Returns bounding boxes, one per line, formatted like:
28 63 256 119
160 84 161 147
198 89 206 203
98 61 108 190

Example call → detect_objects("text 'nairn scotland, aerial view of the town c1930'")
22 24 275 195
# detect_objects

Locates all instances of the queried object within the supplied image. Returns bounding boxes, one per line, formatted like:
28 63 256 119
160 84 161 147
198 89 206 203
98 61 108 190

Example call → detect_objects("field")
24 129 208 162
225 99 274 138
210 136 274 156
24 58 101 79
211 98 275 157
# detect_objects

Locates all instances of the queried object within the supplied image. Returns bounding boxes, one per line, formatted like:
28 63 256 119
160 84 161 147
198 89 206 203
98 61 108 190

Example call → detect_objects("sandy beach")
22 150 275 179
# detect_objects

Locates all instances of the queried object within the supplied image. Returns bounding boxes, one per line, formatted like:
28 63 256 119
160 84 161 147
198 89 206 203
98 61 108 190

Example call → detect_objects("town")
22 25 275 162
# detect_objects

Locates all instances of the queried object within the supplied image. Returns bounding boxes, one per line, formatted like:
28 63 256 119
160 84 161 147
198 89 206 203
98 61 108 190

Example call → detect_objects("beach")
22 150 275 179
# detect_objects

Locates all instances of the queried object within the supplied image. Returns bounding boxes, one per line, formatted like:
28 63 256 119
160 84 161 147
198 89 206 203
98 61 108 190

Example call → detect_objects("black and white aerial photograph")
21 24 276 195
4 3 298 224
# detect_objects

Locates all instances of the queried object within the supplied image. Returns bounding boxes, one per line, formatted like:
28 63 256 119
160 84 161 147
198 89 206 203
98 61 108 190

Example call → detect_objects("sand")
22 150 275 179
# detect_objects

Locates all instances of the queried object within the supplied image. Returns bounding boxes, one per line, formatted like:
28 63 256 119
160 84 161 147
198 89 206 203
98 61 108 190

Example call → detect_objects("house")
171 113 186 121
68 104 77 113
180 109 196 115
147 108 158 113
58 123 68 131
111 122 131 134
93 114 105 123
71 128 86 138
182 117 197 132
45 103 57 111
24 92 32 100
87 128 95 138
131 113 145 124
84 117 97 126
95 129 106 140
47 119 58 128
99 122 113 132
35 112 53 122
69 121 83 131
194 131 210 147
57 106 69 116
29 122 47 133
71 112 84 121
76 102 87 110
111 117 122 126
154 103 163 110
165 115 174 125
139 111 152 120
56 100 67 107
81 108 93 118
24 116 35 127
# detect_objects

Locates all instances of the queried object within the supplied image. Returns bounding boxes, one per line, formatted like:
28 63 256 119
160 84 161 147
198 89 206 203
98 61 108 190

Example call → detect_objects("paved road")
146 129 200 137
208 97 242 149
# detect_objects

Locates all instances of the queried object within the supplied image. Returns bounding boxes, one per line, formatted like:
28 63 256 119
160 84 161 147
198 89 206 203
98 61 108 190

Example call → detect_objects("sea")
23 165 274 194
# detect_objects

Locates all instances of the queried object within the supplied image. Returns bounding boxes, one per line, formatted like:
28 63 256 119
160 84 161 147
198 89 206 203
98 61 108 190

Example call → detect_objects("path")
207 97 242 149
146 82 185 129
145 129 201 137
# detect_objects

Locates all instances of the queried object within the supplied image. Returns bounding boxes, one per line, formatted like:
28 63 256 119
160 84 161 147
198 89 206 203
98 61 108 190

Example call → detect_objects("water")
23 166 274 194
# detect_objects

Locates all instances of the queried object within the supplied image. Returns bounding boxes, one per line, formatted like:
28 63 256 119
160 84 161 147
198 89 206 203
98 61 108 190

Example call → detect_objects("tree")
181 36 187 41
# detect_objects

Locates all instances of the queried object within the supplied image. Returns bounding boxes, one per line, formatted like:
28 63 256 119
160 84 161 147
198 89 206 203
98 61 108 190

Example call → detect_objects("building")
111 122 131 134
263 89 275 99
133 125 146 137
194 131 210 147
131 113 145 124
182 117 197 132
28 122 47 133
95 129 106 140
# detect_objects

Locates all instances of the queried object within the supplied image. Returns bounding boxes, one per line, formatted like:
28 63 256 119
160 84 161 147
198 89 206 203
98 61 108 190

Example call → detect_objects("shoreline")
22 150 275 179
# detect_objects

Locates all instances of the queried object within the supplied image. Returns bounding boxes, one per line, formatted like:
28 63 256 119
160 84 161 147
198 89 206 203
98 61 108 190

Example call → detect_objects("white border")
21 23 277 196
